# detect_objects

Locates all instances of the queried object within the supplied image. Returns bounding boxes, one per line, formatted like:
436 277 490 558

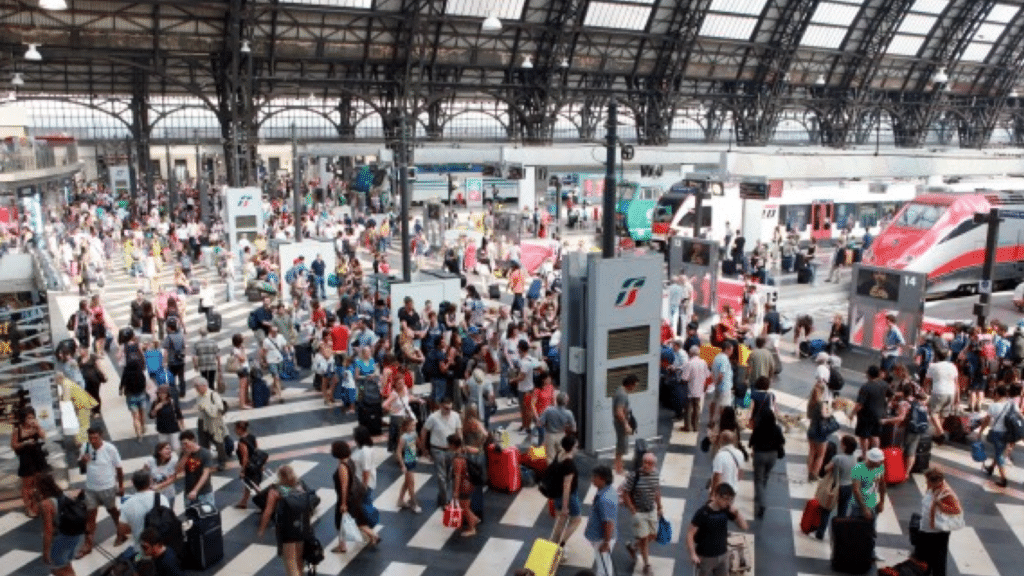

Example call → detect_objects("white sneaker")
411 503 422 514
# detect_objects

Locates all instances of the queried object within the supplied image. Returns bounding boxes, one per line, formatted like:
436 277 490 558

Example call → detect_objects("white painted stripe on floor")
0 550 45 574
785 462 817 501
465 537 523 576
374 472 432 512
950 527 1000 576
663 496 686 544
380 561 427 576
669 427 699 448
630 554 675 575
500 481 549 527
0 511 32 538
789 510 830 559
660 453 693 489
407 507 455 549
220 459 318 534
996 503 1024 548
876 494 902 535
213 543 278 576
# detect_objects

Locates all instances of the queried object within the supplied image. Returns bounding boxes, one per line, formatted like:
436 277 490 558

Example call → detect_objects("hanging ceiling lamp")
25 44 42 61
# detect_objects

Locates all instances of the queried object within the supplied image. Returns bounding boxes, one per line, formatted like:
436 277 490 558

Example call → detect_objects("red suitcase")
800 498 822 534
883 447 906 485
487 445 522 493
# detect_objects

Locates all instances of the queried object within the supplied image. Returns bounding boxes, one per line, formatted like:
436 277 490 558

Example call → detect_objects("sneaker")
411 503 422 514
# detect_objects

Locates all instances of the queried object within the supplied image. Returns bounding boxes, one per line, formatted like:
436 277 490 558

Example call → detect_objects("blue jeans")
816 484 853 539
430 378 447 403
314 275 326 300
988 430 1008 466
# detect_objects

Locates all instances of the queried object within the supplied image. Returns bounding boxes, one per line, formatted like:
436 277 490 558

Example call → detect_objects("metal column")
602 101 617 258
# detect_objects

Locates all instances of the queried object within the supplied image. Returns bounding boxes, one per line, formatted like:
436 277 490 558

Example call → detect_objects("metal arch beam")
732 0 821 146
633 0 715 145
889 0 996 147
814 0 916 147
956 10 1024 147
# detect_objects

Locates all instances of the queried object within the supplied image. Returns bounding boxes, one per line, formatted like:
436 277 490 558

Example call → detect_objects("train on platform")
862 188 1024 297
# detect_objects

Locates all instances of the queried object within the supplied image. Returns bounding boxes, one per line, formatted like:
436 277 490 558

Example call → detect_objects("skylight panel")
708 0 770 16
972 22 1006 42
987 3 1019 24
960 42 994 62
908 0 948 15
896 13 937 34
810 2 861 26
801 24 847 49
886 33 925 56
282 0 373 6
445 0 527 19
582 1 654 31
699 13 759 39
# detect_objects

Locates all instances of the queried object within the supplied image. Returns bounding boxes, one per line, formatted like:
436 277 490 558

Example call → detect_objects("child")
144 339 163 378
394 417 421 513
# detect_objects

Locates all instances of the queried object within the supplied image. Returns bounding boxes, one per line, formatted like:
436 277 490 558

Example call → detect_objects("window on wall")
780 205 809 233
858 203 879 229
836 203 856 230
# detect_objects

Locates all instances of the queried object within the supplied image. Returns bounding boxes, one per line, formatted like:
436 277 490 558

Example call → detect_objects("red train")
862 190 1024 297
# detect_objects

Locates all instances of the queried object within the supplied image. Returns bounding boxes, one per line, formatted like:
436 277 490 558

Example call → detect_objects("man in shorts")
709 341 734 432
925 350 958 443
77 427 124 557
854 365 888 456
623 452 663 575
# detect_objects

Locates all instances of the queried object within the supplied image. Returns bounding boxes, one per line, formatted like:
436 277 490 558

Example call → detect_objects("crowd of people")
8 179 1023 576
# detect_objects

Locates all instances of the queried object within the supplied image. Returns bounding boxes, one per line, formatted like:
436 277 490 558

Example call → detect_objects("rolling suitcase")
943 414 969 443
911 435 932 473
486 444 522 493
797 267 812 284
488 284 501 300
831 516 874 574
800 498 822 534
206 311 222 333
184 502 223 570
294 343 313 370
883 446 906 485
357 401 383 435
251 374 271 408
524 538 562 576
721 259 736 276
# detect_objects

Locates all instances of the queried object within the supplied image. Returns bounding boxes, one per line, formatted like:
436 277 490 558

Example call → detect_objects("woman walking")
748 410 785 519
330 440 379 554
394 417 422 513
913 468 963 576
144 441 179 510
814 435 859 540
230 334 253 409
383 376 421 452
149 385 183 451
549 434 583 553
120 329 149 442
352 426 378 502
980 384 1017 488
11 407 48 516
234 421 263 509
38 473 82 576
806 379 833 481
257 465 311 576
447 434 480 537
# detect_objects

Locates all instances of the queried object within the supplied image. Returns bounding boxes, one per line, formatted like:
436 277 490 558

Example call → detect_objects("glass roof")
886 0 947 56
699 13 760 39
960 4 1018 62
800 0 863 49
445 0 527 19
583 0 656 31
700 0 769 40
281 0 373 7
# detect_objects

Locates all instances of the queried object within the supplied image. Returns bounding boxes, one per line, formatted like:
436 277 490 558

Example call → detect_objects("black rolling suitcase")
830 516 874 574
357 401 383 435
488 284 501 300
797 267 812 284
721 259 736 276
206 311 222 333
912 435 932 473
184 502 224 570
294 343 313 370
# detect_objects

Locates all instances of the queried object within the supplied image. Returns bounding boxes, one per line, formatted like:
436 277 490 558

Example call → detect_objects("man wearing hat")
850 447 887 560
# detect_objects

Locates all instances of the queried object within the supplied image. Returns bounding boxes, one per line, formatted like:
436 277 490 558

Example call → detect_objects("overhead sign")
465 178 483 208
999 209 1024 220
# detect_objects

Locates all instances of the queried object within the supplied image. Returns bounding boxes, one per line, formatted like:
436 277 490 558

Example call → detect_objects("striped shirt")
622 469 660 513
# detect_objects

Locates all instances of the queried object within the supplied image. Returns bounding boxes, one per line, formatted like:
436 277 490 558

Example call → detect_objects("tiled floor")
2 247 1022 576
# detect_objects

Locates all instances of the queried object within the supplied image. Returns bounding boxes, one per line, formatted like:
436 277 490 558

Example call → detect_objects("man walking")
419 398 462 507
623 453 663 575
311 253 327 300
925 350 958 444
687 483 749 576
851 448 888 561
680 345 712 432
709 341 734 431
76 427 124 557
194 377 228 471
537 392 576 463
613 375 639 475
175 430 216 507
584 465 619 576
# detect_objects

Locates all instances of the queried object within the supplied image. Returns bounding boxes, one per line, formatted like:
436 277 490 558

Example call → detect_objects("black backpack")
74 310 90 341
144 492 185 559
169 334 185 366
466 457 485 486
827 367 845 392
57 493 88 536
275 486 313 542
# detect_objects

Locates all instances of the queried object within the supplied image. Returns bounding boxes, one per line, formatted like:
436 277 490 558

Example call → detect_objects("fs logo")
237 194 254 208
614 277 646 308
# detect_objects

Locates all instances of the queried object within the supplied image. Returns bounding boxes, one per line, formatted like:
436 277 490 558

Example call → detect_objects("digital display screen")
235 215 258 228
855 269 900 302
681 240 710 265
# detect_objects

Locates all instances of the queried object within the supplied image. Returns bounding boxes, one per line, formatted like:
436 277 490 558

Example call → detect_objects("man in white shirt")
77 427 124 556
419 398 463 507
117 470 173 548
925 350 959 442
514 340 546 431
667 276 685 336
710 430 744 497
680 346 712 432
261 324 291 402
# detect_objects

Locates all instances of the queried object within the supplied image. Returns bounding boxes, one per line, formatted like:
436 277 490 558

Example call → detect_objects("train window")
780 206 808 232
836 204 856 229
895 202 946 229
858 203 879 229
654 196 684 223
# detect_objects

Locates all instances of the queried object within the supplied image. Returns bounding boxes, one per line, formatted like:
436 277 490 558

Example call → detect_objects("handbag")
971 440 987 463
442 501 463 528
627 409 638 432
656 515 672 545
819 415 840 436
225 353 241 373
814 468 838 510
340 512 361 542
932 490 965 531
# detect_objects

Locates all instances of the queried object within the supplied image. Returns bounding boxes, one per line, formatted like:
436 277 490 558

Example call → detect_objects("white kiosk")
224 187 265 253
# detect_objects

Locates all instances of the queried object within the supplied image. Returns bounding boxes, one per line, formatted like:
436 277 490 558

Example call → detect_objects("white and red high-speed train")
862 190 1024 296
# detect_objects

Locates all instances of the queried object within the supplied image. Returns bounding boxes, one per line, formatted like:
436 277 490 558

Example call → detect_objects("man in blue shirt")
310 254 326 300
584 465 618 576
709 341 734 432
881 314 905 375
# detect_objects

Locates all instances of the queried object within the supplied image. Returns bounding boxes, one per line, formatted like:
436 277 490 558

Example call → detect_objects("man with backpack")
622 452 664 575
117 470 174 548
162 318 188 398
904 390 931 475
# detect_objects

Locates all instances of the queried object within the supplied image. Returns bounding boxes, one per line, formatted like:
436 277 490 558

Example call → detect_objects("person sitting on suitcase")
850 448 887 561
686 482 749 576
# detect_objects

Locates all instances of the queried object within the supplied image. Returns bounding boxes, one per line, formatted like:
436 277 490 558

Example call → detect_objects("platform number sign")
978 279 992 295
